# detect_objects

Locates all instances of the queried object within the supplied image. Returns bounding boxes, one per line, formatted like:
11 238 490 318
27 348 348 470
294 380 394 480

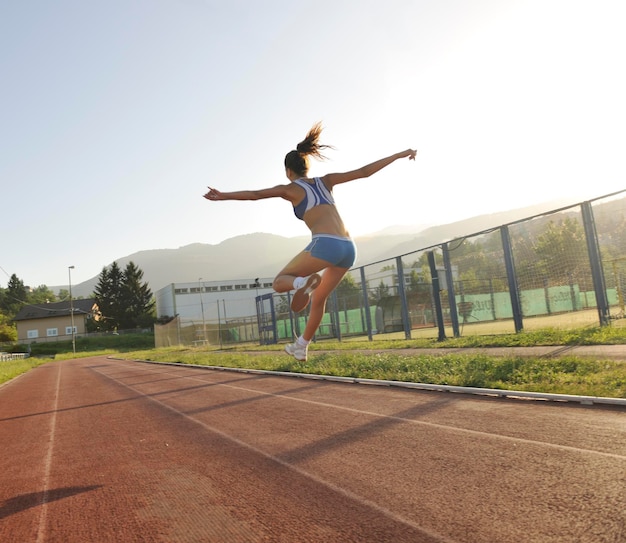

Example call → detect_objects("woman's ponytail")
296 122 332 159
285 122 334 176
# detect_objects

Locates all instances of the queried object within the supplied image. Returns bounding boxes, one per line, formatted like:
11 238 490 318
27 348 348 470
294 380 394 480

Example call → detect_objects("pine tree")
120 262 155 329
0 274 28 319
93 262 124 331
93 261 154 331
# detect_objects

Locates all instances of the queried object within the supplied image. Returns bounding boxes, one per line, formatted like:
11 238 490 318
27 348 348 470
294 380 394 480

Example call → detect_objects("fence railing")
0 352 28 361
156 190 626 346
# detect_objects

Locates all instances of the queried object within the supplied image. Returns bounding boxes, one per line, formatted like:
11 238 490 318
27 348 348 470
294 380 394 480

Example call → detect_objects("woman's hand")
203 187 223 201
400 149 417 161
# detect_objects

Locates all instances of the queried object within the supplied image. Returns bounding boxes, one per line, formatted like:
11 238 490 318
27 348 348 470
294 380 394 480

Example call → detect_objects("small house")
13 299 99 344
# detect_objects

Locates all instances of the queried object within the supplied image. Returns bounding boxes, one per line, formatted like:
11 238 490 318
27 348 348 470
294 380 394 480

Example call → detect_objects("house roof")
13 299 98 321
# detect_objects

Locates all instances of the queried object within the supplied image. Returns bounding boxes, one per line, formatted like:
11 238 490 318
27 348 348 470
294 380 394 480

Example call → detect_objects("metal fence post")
331 290 342 341
360 267 373 341
581 201 610 325
427 251 446 341
501 225 524 333
286 292 298 340
395 257 412 339
443 243 460 337
256 293 278 345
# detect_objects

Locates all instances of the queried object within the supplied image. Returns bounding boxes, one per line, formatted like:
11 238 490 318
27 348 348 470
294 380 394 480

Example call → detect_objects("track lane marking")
36 363 62 543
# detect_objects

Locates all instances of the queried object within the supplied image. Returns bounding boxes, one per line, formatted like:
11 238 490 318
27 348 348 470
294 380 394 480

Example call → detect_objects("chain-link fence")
156 190 626 346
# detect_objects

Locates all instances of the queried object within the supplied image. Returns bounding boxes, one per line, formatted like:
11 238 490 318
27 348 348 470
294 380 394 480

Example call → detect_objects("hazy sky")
2 0 625 288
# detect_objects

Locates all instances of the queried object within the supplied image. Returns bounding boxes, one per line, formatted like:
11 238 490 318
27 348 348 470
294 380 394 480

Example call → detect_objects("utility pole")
199 278 207 343
68 265 76 354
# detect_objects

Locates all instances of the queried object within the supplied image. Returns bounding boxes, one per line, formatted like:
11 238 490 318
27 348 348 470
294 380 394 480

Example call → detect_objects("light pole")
199 278 207 343
68 265 76 354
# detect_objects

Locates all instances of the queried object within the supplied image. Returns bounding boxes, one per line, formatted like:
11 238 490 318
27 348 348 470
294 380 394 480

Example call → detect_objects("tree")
28 285 57 305
533 218 588 287
369 280 390 305
93 262 124 331
0 313 17 342
0 274 28 319
334 274 361 310
93 261 155 331
406 269 423 292
450 234 508 294
120 262 155 328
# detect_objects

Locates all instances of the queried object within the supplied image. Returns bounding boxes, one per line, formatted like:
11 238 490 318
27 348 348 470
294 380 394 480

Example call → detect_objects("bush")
28 332 155 356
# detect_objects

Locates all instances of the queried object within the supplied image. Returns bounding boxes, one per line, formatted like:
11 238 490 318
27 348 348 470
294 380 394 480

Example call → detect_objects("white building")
155 277 276 323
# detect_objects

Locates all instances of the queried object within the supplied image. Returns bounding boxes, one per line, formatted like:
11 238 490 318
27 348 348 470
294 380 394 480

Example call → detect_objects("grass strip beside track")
4 327 626 398
0 357 51 386
121 347 626 399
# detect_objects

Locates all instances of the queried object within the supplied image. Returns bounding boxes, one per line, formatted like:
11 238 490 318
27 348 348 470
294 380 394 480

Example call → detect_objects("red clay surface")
1 356 624 542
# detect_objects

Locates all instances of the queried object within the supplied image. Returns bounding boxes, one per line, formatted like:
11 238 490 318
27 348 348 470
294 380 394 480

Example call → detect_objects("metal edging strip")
119 358 626 407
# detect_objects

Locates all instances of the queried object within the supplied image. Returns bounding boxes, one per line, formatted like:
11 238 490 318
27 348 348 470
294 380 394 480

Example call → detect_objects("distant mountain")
364 223 432 236
349 200 574 264
69 234 309 298
366 201 572 262
67 199 572 298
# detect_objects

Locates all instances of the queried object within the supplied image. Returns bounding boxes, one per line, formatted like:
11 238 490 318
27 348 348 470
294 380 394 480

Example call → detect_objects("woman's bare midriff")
303 204 350 238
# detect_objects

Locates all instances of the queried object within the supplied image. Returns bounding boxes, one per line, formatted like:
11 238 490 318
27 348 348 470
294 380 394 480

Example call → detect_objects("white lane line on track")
91 363 459 543
108 361 626 462
36 363 62 543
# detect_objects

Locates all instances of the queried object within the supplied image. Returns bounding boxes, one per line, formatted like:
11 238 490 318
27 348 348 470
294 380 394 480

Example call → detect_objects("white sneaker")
291 273 321 313
285 341 308 361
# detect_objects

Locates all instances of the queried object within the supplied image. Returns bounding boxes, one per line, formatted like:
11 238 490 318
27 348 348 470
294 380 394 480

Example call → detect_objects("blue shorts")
304 234 357 268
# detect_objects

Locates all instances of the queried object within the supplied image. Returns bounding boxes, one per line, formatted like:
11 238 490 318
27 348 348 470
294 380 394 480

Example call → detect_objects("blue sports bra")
292 177 335 220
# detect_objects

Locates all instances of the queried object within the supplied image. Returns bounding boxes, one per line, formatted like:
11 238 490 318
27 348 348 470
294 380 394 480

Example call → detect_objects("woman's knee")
273 274 291 293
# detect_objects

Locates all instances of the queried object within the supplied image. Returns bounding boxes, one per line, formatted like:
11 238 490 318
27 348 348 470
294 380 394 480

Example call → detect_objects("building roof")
13 299 98 321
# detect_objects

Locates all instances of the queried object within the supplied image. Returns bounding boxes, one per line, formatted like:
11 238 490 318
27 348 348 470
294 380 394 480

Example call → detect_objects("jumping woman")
204 123 416 361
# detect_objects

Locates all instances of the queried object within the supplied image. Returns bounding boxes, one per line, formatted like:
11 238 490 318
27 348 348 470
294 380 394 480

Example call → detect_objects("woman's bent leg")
272 250 330 293
302 266 349 342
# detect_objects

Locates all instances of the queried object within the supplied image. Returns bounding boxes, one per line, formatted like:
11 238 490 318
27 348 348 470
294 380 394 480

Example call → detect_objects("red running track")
0 356 625 542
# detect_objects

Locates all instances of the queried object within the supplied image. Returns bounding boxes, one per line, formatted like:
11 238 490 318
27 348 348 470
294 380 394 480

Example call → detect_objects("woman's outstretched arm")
323 149 417 188
203 184 290 202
